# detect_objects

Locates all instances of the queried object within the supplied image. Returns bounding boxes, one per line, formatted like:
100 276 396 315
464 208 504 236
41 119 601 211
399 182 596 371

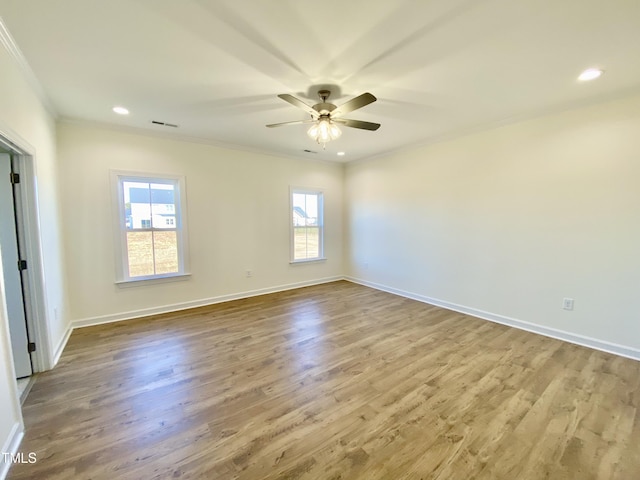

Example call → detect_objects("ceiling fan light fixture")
307 117 341 145
329 122 342 139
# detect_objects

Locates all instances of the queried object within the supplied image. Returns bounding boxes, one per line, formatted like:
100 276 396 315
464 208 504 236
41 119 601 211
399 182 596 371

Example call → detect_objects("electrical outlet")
562 298 574 310
246 270 253 278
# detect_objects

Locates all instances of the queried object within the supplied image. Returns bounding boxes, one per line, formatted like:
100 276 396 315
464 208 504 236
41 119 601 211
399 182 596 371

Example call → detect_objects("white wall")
57 123 344 325
346 94 640 357
0 27 68 474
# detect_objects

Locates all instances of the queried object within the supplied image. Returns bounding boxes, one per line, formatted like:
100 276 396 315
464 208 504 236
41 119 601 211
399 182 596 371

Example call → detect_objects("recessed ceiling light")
112 106 130 115
337 151 346 156
578 68 604 82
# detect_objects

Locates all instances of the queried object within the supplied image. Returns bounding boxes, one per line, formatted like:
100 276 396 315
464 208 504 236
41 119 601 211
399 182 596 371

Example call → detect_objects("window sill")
289 257 327 265
115 273 191 288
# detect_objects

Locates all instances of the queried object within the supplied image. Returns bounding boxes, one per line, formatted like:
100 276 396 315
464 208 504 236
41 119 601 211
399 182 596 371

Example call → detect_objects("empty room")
1 1 639 479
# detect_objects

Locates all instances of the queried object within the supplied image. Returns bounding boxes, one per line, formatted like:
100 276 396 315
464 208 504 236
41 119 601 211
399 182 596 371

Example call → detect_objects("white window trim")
110 170 190 285
290 186 326 264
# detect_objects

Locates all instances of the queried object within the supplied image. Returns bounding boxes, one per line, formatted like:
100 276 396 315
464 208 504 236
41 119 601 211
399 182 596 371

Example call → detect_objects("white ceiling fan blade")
331 93 377 118
333 118 381 131
277 94 319 117
266 119 315 128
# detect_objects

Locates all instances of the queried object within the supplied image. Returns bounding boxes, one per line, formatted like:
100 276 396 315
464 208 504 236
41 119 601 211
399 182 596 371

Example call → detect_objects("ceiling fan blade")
332 93 377 117
277 94 318 117
266 119 315 128
334 118 381 131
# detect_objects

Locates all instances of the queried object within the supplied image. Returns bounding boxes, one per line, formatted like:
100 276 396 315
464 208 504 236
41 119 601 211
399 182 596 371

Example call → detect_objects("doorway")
0 131 51 381
0 150 32 377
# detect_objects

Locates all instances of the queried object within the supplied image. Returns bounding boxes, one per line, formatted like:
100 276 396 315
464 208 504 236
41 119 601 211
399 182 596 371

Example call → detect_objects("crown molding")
0 15 58 118
57 117 346 168
350 85 640 166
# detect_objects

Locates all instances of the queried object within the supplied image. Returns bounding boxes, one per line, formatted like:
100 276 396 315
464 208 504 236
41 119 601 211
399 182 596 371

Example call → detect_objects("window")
112 172 189 283
291 188 324 262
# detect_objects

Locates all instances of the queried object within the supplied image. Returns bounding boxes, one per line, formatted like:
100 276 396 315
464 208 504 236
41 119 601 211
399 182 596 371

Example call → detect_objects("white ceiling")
1 0 640 162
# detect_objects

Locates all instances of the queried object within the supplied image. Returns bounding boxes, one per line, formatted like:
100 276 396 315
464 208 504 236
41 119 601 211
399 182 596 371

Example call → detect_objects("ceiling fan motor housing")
312 89 337 115
313 103 336 115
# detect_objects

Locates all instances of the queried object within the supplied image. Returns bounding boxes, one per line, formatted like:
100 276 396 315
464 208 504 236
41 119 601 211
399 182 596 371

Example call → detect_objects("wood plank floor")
8 281 640 479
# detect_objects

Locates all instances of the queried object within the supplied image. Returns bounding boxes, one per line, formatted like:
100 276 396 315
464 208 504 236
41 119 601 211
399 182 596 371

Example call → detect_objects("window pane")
305 227 319 258
292 193 319 228
294 226 319 260
292 193 306 226
150 183 177 229
304 195 318 227
127 231 154 277
124 181 152 230
153 231 179 274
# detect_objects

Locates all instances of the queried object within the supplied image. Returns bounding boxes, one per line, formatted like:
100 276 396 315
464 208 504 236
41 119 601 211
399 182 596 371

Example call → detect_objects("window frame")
290 187 325 264
111 171 190 285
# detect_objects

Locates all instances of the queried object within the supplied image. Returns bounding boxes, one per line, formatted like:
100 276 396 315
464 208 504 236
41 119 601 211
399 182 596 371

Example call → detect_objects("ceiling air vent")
150 120 179 128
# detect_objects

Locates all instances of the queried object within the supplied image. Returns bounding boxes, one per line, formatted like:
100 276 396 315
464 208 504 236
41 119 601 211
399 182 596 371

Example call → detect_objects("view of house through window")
114 174 187 281
291 189 323 261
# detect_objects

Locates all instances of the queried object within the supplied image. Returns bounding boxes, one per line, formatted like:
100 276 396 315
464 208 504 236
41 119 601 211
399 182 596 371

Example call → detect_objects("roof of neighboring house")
293 206 307 218
129 187 175 205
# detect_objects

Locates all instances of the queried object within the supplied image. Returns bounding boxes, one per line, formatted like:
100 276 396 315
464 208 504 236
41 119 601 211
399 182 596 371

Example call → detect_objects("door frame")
0 126 52 373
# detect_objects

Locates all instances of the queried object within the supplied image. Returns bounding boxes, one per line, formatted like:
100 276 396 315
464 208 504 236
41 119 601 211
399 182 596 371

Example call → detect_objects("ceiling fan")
266 89 380 147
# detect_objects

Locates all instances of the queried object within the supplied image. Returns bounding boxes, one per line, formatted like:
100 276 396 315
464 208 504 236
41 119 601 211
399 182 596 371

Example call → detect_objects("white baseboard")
346 276 640 362
51 323 73 367
0 422 24 480
72 276 345 329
